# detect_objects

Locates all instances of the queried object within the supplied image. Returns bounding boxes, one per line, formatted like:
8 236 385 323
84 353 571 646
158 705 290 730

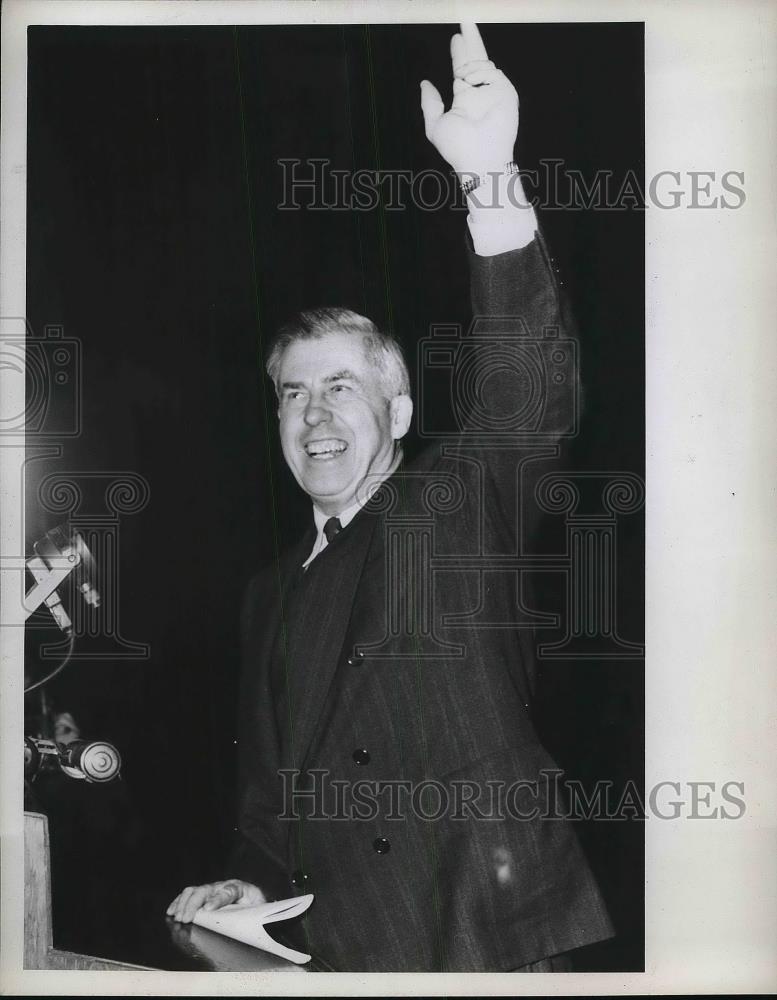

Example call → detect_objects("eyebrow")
325 369 361 383
280 369 361 390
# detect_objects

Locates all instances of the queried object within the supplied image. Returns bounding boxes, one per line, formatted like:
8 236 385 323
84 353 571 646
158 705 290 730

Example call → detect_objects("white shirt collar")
303 449 402 568
311 495 363 537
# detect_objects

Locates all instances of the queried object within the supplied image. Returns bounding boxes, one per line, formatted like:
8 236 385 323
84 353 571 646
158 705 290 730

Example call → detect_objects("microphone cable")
24 632 76 695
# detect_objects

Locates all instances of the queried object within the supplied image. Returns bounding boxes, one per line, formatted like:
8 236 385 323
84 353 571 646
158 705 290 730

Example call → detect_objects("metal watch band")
460 161 520 196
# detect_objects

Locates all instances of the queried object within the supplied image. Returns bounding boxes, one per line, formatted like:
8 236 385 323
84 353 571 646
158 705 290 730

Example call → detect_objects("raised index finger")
460 22 489 63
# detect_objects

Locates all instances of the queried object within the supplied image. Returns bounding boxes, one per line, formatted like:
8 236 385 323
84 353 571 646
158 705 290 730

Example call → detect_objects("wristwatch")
460 161 520 196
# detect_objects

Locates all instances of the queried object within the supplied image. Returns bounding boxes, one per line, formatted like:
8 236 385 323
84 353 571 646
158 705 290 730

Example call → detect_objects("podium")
24 811 152 970
24 811 311 972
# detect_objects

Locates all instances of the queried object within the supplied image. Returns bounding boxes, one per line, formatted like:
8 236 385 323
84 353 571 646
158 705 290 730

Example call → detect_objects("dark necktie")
323 516 342 544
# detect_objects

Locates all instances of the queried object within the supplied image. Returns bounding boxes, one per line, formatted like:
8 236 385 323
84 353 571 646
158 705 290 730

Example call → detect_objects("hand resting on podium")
167 879 313 966
167 879 266 923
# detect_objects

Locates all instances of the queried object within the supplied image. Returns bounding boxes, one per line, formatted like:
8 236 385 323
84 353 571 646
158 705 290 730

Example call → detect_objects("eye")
329 383 351 395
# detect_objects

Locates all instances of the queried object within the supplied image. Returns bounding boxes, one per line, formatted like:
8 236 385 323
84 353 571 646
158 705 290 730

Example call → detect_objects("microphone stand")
23 525 100 694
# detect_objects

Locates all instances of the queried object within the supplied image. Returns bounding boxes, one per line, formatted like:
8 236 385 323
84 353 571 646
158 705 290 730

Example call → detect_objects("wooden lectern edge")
45 948 154 972
24 810 154 971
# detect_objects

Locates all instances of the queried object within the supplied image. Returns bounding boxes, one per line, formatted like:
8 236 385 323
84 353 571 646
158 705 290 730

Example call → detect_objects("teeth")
305 439 347 457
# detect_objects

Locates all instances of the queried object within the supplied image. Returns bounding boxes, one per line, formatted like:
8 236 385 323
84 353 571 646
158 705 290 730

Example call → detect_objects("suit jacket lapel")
281 507 379 773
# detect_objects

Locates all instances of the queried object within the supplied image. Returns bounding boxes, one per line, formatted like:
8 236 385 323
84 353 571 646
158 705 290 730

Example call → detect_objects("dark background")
24 23 644 971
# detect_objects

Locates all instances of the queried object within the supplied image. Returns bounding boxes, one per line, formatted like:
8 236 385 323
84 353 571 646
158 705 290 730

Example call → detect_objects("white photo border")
2 0 776 995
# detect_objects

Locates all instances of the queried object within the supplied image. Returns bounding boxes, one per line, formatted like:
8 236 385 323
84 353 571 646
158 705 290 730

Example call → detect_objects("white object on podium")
192 894 314 965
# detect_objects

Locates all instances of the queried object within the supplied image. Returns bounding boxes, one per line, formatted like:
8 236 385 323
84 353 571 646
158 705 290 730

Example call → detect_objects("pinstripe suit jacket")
231 232 614 971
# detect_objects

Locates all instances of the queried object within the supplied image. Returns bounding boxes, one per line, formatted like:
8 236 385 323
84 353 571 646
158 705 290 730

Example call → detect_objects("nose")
303 395 331 427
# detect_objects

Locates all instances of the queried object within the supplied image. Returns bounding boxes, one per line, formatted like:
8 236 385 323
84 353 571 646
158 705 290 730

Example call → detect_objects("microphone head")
34 524 101 608
66 740 121 782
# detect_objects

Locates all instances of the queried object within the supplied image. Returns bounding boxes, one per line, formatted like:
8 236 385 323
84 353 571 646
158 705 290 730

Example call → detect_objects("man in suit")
169 22 613 971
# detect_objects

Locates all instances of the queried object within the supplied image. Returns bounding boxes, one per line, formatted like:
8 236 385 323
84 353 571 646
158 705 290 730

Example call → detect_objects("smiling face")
277 331 412 516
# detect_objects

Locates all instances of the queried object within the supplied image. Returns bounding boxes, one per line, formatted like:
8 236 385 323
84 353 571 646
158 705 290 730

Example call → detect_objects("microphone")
24 736 121 783
30 526 101 633
60 740 121 782
24 526 103 694
25 525 101 633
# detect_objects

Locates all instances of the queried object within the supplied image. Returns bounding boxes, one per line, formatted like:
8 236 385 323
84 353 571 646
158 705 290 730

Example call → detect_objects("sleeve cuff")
465 171 538 256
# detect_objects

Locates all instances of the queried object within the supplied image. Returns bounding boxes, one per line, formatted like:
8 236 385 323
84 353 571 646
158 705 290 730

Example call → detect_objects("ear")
389 394 413 440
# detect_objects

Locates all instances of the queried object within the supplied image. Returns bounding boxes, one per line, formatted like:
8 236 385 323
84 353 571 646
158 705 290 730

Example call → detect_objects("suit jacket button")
352 748 370 766
373 837 390 855
291 869 311 888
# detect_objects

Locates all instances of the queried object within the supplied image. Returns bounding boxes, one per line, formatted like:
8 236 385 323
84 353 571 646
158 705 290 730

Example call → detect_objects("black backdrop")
25 23 644 971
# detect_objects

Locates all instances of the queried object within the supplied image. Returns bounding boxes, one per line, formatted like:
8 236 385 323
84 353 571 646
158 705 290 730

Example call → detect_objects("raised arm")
421 23 578 537
420 21 572 349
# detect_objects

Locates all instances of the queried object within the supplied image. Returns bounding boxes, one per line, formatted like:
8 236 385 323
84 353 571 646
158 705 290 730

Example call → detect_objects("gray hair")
266 307 410 400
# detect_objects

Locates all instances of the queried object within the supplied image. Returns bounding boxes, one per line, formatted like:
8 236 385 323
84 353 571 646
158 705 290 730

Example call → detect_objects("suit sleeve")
468 227 575 338
465 227 580 548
